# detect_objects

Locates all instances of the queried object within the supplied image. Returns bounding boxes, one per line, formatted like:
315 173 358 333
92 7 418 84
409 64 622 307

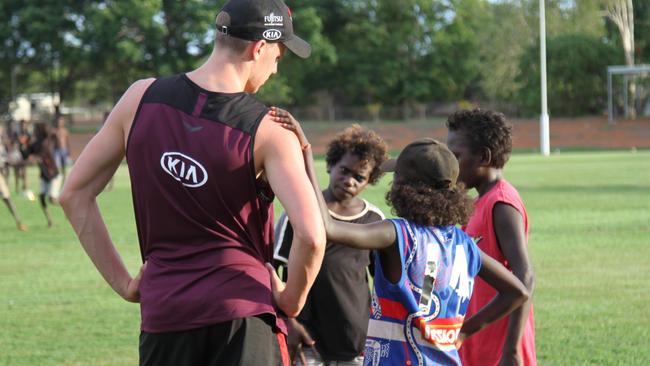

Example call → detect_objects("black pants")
139 316 288 366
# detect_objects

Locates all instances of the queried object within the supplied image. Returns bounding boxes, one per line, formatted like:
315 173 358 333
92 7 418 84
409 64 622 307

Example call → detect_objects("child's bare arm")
493 203 535 363
456 250 529 348
270 107 396 250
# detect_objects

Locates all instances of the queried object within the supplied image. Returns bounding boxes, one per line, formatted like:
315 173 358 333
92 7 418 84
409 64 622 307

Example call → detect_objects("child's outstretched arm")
270 107 396 250
456 250 529 348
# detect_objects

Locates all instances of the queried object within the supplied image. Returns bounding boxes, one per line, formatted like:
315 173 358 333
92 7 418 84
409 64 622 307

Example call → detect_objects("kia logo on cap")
160 152 208 188
263 29 282 41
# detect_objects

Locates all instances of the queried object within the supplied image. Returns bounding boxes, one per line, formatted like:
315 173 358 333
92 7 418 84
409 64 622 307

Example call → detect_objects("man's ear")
250 40 267 61
480 147 492 166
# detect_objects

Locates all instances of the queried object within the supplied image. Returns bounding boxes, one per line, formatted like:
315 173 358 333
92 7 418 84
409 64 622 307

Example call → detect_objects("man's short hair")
446 108 513 168
215 32 253 55
214 11 252 55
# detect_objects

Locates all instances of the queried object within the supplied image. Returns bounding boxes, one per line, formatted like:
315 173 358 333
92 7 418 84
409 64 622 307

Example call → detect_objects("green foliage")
257 74 295 105
277 4 338 105
543 0 607 39
635 0 650 63
0 0 216 108
319 0 473 108
0 0 644 116
77 0 216 101
429 0 487 101
516 34 622 116
477 1 534 103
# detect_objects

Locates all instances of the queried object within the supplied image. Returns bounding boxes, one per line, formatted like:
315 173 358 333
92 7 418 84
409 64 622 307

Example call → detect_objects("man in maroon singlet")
60 1 325 365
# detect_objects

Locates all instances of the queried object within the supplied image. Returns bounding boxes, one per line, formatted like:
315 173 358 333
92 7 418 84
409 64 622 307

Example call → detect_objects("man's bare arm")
59 79 154 302
256 114 326 317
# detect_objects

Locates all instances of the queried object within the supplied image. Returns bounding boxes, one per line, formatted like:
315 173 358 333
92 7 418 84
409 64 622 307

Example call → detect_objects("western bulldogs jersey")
365 219 481 366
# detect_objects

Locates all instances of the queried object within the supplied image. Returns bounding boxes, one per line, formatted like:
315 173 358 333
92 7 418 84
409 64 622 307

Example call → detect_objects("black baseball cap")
216 0 311 58
381 138 459 189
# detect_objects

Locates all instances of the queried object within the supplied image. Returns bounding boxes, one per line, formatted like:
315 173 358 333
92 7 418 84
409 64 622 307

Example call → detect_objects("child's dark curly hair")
326 124 388 185
386 181 474 227
446 108 513 169
33 122 49 142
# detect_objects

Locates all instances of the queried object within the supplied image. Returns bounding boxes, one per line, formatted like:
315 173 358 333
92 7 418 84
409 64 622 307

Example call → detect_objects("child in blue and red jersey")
267 107 529 366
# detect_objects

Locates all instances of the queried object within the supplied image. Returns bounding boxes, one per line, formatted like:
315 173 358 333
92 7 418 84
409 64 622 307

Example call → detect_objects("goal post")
607 64 650 124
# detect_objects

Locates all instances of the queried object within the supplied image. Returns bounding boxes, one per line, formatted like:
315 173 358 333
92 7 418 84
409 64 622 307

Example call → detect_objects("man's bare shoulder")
256 113 300 150
113 78 156 112
96 78 157 146
253 113 302 175
109 78 156 126
127 78 157 99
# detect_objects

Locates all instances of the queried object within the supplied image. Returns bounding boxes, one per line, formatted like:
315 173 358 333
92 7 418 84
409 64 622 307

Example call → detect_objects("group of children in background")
0 117 70 230
272 108 536 366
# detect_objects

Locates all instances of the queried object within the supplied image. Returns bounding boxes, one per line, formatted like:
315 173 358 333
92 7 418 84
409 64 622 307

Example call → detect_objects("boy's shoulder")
329 198 385 223
482 179 524 206
364 199 386 221
477 180 528 227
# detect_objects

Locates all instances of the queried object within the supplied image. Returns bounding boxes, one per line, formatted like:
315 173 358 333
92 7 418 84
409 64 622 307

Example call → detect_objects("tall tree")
429 0 489 101
3 0 89 119
80 0 215 103
516 34 621 116
0 0 24 118
605 0 635 66
635 0 649 62
476 1 533 104
262 3 337 106
604 0 637 117
332 0 447 113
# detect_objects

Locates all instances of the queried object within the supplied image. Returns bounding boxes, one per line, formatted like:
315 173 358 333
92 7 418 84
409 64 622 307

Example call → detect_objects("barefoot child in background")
14 119 36 201
269 107 529 366
53 116 71 182
274 124 388 365
0 172 27 231
446 108 536 366
26 123 60 227
0 126 27 231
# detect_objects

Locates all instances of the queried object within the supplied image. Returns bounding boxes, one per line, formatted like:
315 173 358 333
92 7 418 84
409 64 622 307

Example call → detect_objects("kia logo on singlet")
160 152 208 188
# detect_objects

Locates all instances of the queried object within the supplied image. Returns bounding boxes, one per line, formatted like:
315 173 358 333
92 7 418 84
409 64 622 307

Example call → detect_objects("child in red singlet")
446 108 536 366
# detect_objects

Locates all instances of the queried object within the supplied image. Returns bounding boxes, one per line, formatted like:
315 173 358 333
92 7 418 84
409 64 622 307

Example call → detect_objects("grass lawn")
1 150 649 365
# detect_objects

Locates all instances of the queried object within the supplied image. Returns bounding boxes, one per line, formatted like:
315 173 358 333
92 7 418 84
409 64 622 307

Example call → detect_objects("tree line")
1 0 648 120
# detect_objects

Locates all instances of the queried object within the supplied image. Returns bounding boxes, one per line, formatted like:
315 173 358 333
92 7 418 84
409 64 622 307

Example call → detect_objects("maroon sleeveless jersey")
126 74 284 333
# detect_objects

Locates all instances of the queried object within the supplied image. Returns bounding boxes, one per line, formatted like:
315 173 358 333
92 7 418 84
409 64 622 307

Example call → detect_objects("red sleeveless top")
460 180 536 365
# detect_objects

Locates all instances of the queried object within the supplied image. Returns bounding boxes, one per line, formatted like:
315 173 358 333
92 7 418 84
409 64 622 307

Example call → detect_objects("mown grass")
1 150 649 365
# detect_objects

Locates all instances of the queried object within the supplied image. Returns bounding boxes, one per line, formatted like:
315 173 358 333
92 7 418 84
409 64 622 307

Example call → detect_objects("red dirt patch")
68 116 650 159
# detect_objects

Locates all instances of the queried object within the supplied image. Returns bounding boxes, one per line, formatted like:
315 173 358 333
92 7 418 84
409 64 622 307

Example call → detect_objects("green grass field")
1 150 649 365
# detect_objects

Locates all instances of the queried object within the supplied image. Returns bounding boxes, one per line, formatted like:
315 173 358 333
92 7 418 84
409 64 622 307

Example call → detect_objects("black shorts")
139 315 289 366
